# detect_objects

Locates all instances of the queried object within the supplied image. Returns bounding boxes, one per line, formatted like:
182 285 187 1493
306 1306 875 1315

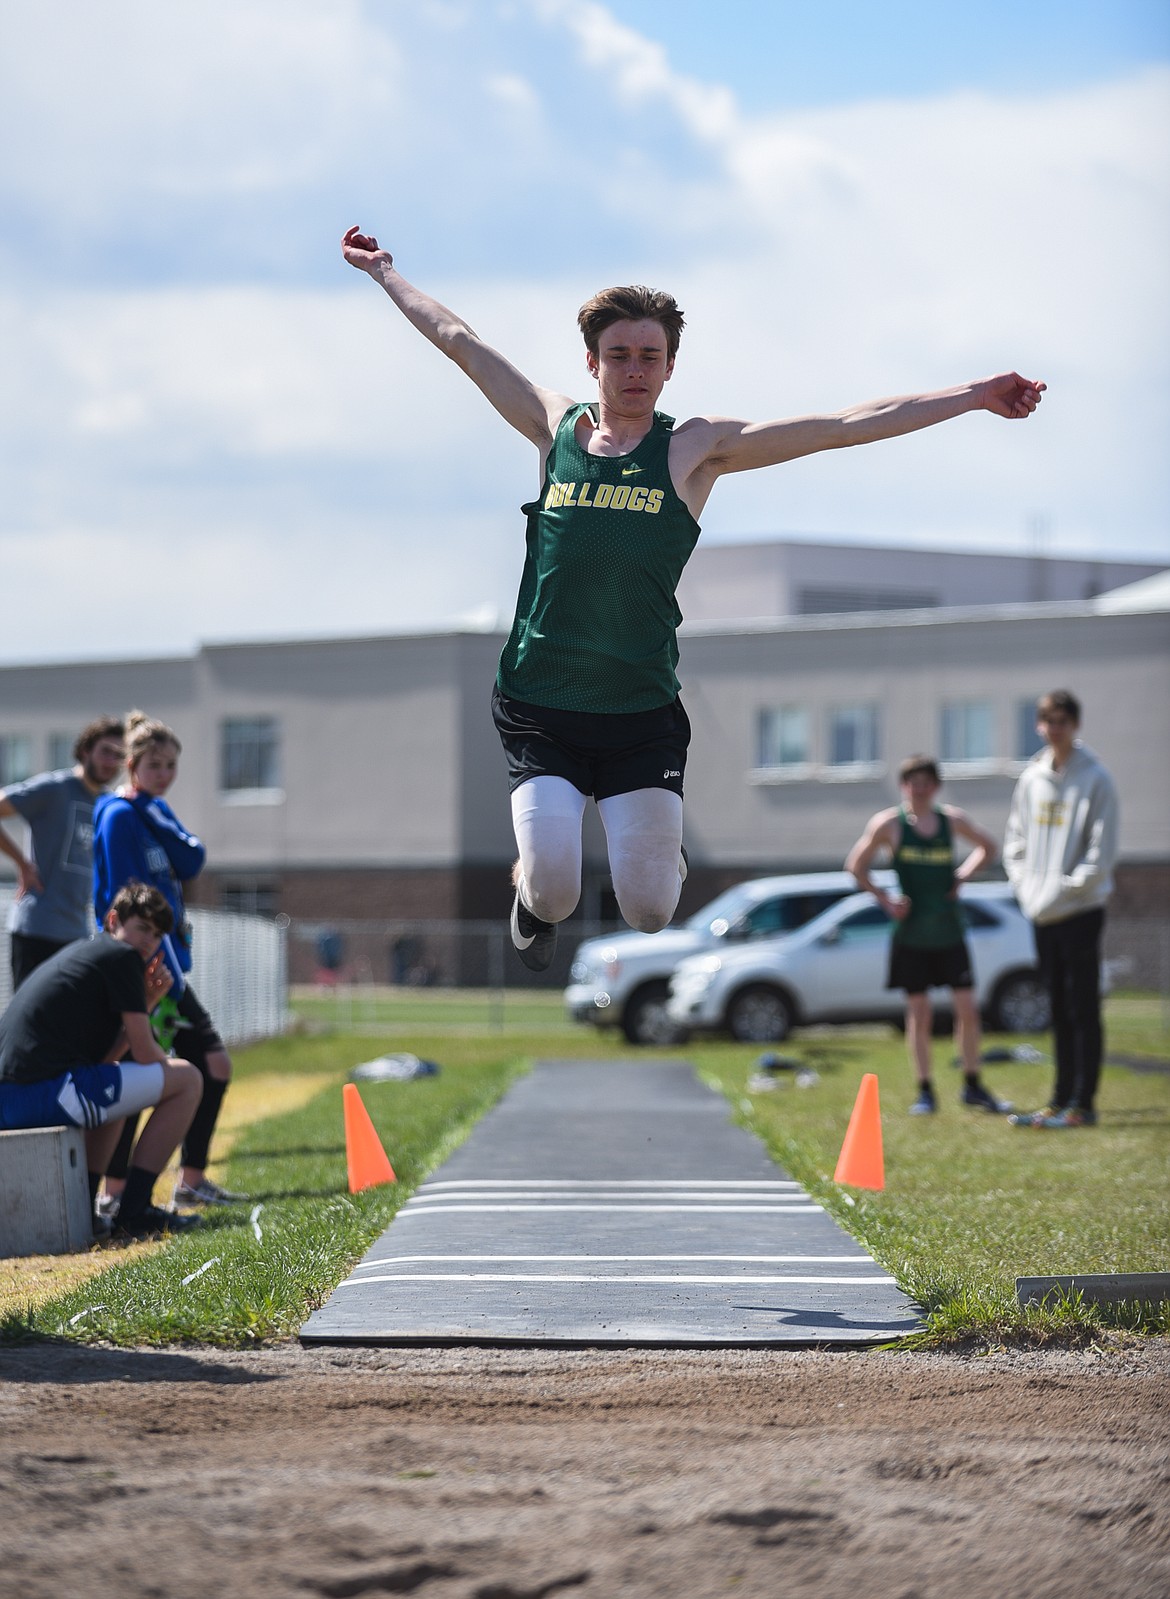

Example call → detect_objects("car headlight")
570 961 592 983
671 961 719 999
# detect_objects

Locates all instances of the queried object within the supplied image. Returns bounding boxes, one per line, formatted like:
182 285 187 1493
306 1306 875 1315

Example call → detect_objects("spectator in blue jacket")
93 710 244 1208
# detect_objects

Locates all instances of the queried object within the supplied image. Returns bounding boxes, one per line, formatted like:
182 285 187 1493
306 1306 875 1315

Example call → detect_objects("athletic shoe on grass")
174 1176 247 1205
1031 1107 1096 1129
1009 1105 1059 1127
510 893 557 973
961 1081 1013 1114
111 1204 202 1242
909 1084 937 1115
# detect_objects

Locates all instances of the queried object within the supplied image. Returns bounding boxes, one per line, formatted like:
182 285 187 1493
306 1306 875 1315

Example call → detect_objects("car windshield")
684 884 762 933
685 884 848 940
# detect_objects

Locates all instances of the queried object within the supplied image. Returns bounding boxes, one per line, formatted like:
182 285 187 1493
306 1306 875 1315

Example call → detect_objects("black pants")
107 984 228 1178
1033 908 1105 1112
10 933 70 990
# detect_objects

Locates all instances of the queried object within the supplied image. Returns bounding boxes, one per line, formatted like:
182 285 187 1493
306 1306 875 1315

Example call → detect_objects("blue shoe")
961 1081 1013 1114
909 1084 937 1115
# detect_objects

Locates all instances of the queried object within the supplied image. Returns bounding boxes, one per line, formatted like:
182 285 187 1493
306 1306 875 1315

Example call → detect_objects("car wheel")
990 970 1051 1033
621 982 685 1046
726 984 795 1043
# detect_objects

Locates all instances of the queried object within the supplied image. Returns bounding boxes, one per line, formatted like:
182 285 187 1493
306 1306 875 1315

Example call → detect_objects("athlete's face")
587 319 674 418
131 742 179 799
108 913 163 962
81 736 125 790
1037 709 1077 761
900 770 940 809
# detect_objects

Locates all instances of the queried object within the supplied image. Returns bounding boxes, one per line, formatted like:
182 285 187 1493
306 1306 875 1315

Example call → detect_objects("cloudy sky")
2 0 1167 662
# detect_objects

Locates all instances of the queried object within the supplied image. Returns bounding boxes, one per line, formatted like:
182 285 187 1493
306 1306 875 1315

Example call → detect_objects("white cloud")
0 0 402 212
0 0 1166 663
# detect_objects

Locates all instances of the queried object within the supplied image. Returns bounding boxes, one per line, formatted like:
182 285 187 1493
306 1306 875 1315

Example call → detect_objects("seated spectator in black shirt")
0 881 203 1240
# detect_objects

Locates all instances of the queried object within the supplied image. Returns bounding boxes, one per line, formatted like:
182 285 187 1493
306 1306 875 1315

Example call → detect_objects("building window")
220 717 280 792
47 732 74 771
1016 699 1046 760
827 704 879 766
220 878 282 918
941 700 994 762
797 585 939 615
0 735 34 787
757 706 810 769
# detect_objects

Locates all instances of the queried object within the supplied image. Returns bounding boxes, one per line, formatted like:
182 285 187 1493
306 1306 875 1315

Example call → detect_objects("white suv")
666 881 1051 1042
564 871 879 1044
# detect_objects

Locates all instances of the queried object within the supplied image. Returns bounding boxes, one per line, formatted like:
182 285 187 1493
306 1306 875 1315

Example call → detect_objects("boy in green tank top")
342 225 1046 974
847 756 1010 1116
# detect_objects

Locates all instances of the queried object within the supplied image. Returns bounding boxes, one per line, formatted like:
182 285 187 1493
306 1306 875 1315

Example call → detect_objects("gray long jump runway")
300 1060 922 1347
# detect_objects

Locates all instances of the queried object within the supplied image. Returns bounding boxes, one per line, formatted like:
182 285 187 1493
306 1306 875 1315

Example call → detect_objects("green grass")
687 995 1170 1343
289 983 568 1033
3 992 1167 1348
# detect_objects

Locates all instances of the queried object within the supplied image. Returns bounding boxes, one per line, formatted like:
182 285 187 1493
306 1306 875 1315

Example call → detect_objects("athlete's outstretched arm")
342 227 572 451
677 374 1045 499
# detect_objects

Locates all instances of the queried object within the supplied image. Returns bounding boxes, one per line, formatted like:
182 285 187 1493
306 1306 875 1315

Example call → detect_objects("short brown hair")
110 880 173 934
124 708 181 773
898 754 941 785
1037 689 1081 725
74 715 124 764
577 286 686 361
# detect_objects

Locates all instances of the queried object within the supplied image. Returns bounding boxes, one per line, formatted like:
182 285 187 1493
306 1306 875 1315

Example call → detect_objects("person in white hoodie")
1003 689 1119 1128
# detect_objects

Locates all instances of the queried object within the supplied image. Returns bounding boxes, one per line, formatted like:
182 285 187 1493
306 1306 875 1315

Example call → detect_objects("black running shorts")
492 686 690 801
887 939 974 995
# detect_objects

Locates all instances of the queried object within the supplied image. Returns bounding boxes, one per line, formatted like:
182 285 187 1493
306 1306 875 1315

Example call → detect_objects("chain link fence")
0 889 289 1046
287 912 1170 1035
289 916 618 992
2 888 1166 1039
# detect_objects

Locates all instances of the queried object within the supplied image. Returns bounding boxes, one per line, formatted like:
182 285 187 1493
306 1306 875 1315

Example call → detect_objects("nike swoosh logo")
621 465 643 477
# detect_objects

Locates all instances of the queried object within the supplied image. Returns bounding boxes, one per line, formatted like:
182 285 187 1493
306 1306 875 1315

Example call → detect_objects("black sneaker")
961 1081 1013 1114
111 1204 202 1241
510 892 557 973
909 1084 937 1116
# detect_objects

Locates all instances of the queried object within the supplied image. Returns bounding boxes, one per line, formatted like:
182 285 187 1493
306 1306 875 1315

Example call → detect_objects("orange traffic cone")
343 1083 397 1192
833 1072 884 1190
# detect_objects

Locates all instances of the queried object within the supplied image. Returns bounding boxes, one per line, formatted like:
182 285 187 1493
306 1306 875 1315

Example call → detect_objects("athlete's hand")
980 372 1046 420
15 858 44 898
882 891 911 922
342 224 393 273
144 951 174 1009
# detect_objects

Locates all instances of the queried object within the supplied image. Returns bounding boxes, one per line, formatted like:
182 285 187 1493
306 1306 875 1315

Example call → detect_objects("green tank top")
496 404 702 713
892 807 966 949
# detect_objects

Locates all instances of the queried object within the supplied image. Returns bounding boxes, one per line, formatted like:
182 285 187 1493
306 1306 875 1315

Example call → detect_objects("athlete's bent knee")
615 891 675 935
525 873 580 925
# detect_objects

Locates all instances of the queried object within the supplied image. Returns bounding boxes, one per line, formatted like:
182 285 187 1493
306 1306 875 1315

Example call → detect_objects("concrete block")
0 1126 93 1257
1016 1272 1170 1312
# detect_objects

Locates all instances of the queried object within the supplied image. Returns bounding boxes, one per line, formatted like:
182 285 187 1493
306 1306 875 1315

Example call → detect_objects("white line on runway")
337 1273 895 1287
418 1179 803 1189
352 1254 873 1269
405 1191 811 1204
398 1203 823 1214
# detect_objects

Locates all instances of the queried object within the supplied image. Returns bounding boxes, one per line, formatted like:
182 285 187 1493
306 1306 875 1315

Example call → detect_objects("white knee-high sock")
510 776 587 925
597 788 684 934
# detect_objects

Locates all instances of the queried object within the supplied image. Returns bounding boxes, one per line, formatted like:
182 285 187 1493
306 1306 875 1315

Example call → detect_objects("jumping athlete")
846 755 1008 1116
342 226 1046 971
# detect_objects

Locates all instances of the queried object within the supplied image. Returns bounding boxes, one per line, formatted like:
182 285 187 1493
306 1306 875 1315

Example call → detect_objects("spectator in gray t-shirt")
0 717 125 989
